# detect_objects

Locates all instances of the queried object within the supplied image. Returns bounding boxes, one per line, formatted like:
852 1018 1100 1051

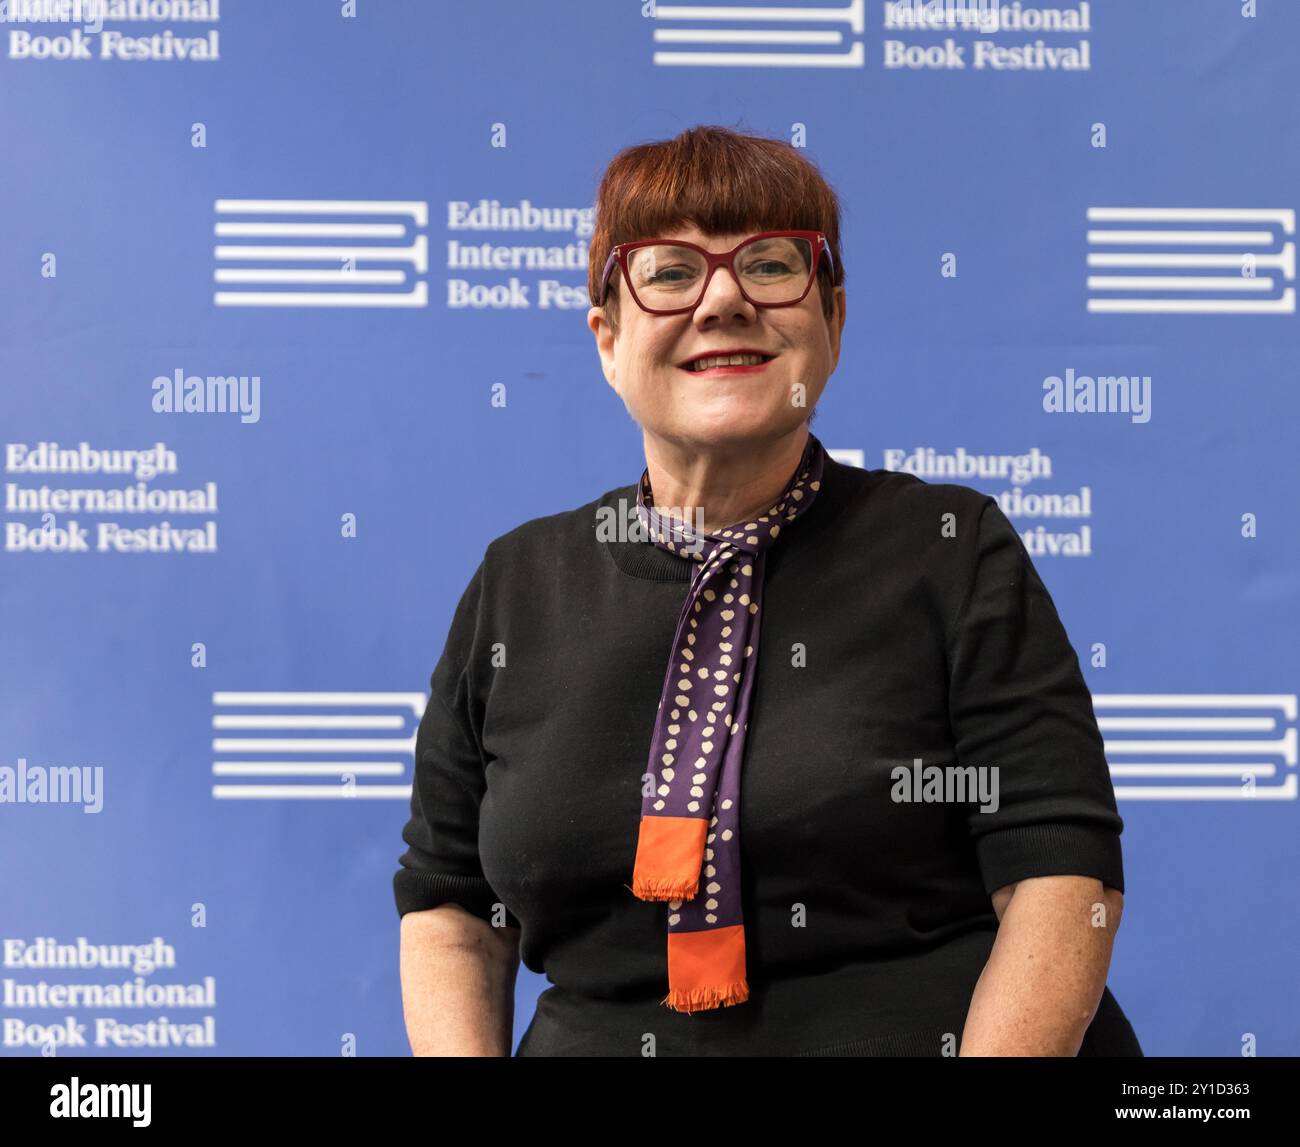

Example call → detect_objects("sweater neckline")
600 451 859 582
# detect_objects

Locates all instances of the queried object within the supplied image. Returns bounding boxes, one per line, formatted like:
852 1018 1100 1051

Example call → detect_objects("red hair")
588 124 846 334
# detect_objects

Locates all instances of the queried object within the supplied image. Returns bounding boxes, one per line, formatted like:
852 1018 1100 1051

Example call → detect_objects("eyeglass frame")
596 229 836 316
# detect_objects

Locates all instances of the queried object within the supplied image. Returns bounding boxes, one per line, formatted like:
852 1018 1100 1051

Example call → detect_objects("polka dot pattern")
631 434 827 958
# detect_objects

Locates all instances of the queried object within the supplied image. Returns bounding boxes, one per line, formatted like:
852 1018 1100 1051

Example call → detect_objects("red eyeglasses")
597 230 834 316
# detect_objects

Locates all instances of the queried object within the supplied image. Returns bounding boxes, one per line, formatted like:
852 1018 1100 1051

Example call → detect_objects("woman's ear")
587 305 617 384
828 287 846 368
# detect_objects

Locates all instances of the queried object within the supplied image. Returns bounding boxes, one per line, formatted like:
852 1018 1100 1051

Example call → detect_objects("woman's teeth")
687 354 772 371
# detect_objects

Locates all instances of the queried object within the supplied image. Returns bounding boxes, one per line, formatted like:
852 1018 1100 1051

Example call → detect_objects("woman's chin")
680 384 780 410
661 410 789 449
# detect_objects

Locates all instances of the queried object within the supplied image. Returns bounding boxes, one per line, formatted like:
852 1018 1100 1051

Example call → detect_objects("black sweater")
393 454 1142 1056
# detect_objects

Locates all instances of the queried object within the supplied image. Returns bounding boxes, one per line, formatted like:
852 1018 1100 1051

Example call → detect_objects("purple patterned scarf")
629 432 826 1012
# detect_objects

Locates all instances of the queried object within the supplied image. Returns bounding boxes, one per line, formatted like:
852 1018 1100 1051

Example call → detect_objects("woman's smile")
677 350 780 378
680 358 776 378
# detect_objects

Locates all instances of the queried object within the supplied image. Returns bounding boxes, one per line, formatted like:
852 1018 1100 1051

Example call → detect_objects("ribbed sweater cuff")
974 822 1124 896
393 868 521 929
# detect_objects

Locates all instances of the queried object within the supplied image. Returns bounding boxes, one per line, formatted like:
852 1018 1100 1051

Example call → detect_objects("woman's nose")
692 264 755 321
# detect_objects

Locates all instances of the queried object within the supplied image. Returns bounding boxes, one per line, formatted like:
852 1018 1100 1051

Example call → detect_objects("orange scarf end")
661 980 750 1013
664 922 749 1012
631 815 709 902
631 875 699 901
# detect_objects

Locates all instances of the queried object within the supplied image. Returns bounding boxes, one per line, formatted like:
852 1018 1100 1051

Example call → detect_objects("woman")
394 125 1142 1057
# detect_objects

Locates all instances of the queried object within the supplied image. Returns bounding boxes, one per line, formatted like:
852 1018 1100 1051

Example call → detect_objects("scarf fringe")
661 980 750 1014
631 875 699 901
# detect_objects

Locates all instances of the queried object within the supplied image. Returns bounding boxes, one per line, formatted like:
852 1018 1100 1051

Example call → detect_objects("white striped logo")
1098 694 1297 801
210 692 425 799
212 199 428 308
650 0 865 68
1086 207 1295 315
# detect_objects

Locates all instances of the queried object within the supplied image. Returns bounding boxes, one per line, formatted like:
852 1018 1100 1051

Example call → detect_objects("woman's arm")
399 903 521 1056
958 874 1123 1056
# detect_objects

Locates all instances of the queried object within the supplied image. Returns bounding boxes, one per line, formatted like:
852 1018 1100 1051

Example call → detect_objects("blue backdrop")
1 0 1296 1057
